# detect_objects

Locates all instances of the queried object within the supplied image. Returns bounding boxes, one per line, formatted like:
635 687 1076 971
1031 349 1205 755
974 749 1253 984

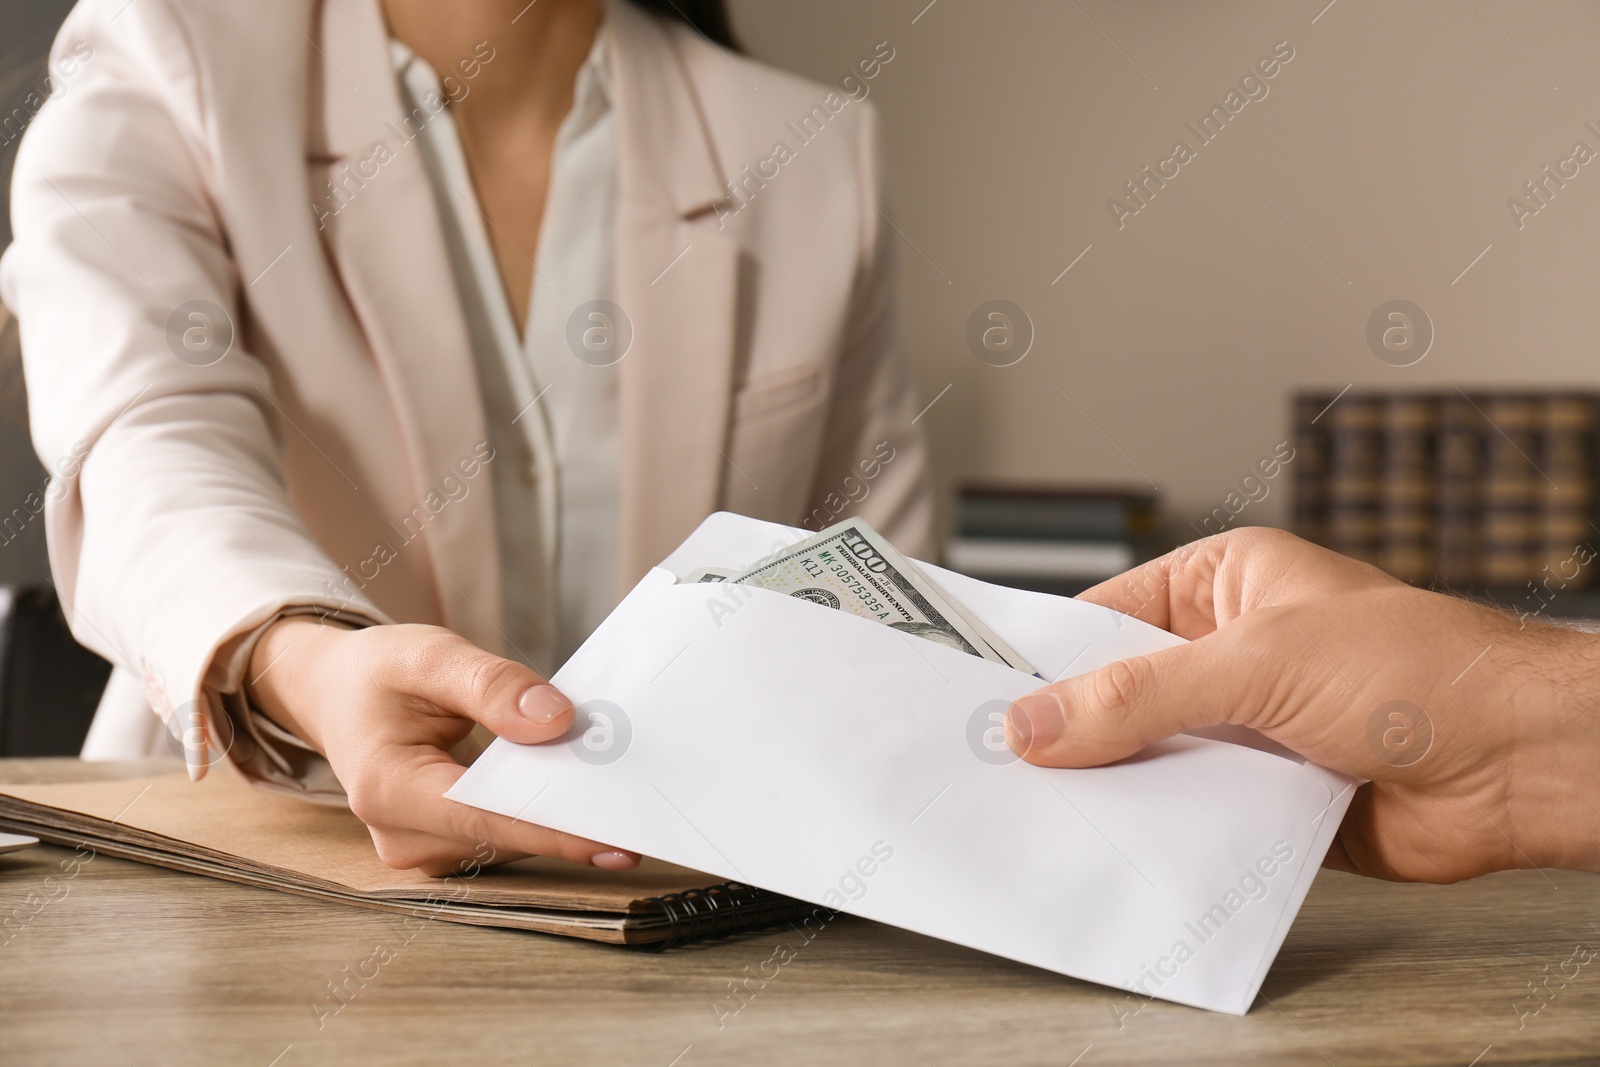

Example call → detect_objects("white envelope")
448 513 1354 1014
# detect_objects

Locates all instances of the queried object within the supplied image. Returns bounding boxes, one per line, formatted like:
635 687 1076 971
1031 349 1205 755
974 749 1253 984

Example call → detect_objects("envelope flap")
656 511 806 579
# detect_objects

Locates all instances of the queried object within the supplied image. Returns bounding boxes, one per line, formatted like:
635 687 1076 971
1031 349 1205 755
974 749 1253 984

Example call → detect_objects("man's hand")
246 618 638 876
1006 528 1600 883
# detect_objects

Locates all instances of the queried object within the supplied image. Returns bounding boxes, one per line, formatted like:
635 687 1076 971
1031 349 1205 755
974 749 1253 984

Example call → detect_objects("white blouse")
394 31 621 675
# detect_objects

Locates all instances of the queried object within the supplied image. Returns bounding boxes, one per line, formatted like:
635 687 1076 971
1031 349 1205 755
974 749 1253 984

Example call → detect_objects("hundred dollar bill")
721 519 1036 674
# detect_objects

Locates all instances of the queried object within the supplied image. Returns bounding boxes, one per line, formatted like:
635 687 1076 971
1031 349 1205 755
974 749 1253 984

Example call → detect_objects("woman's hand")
1006 528 1600 883
246 617 638 876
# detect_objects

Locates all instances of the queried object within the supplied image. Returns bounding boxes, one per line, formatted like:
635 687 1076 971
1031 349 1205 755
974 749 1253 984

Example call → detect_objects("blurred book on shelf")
946 484 1159 597
1292 390 1600 599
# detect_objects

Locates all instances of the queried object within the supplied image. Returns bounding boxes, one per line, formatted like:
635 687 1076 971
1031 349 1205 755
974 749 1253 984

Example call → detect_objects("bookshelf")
1294 390 1600 600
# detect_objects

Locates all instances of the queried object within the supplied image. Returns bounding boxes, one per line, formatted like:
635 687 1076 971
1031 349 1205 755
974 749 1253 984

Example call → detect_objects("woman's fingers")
250 620 638 876
352 747 639 872
366 825 526 878
411 756 637 866
340 626 638 872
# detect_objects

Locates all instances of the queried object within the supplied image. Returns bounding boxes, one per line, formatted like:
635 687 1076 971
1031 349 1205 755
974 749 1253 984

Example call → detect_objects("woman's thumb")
396 631 574 744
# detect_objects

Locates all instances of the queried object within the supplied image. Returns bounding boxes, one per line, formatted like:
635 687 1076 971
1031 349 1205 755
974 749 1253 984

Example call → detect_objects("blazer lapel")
608 3 742 588
309 0 505 652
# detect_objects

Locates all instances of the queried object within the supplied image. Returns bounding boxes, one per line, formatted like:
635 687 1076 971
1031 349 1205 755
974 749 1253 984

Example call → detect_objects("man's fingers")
353 751 639 873
386 629 574 743
1005 640 1248 767
1074 535 1232 639
1321 835 1359 875
1075 528 1345 640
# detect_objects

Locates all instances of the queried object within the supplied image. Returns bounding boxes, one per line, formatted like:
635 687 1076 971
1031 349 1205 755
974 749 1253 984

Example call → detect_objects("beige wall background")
728 0 1600 538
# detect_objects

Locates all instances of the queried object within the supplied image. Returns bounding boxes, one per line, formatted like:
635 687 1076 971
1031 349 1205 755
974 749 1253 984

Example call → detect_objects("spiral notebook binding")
635 882 831 950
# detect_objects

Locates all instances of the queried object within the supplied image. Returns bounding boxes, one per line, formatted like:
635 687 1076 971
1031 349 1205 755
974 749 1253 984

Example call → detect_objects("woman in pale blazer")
1 0 930 873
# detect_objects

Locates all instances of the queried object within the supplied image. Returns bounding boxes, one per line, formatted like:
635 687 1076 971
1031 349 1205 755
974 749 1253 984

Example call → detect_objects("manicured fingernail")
518 684 573 724
591 851 638 870
1007 694 1063 755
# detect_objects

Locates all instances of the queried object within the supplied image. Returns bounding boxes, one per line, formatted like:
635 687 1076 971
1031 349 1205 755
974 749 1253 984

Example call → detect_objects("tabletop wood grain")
2 758 1598 1067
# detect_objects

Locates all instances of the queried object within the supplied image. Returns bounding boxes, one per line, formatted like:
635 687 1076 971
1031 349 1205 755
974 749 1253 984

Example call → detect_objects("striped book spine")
1536 395 1598 589
1291 393 1333 546
1481 396 1542 586
1435 394 1485 587
1325 396 1384 566
1378 396 1438 584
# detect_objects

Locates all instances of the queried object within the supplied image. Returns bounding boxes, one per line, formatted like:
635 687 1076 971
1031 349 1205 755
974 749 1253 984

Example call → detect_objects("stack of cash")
682 519 1035 674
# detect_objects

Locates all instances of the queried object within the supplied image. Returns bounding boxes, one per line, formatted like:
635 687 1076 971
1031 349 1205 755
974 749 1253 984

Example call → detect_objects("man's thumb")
1004 642 1237 768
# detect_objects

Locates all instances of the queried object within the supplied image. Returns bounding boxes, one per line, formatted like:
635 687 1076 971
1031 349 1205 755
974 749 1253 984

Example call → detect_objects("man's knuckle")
1223 525 1315 564
1090 658 1146 717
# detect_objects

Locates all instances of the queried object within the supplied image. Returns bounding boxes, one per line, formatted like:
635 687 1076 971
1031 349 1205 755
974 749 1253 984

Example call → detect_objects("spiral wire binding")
635 882 833 951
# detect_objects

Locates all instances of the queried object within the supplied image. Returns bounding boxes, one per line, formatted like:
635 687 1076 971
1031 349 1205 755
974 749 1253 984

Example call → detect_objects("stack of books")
1292 391 1599 589
945 484 1159 595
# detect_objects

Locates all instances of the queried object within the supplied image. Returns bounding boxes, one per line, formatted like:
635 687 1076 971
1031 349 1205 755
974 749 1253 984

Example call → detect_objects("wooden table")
3 759 1598 1066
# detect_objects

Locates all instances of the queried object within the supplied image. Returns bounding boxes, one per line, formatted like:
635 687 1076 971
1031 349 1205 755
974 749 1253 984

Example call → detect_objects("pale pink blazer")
1 0 931 771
